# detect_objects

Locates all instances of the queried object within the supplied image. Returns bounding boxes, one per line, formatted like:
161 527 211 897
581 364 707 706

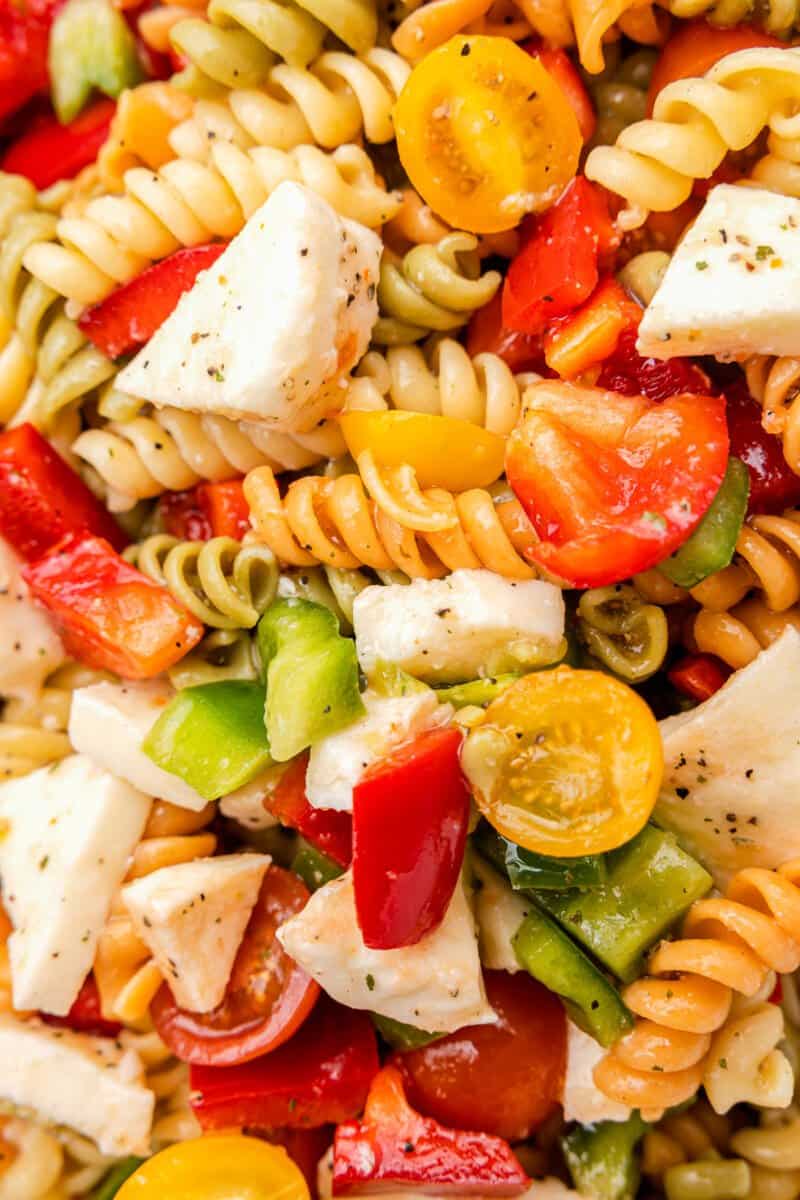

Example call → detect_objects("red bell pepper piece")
596 327 712 402
1 98 115 189
0 0 61 125
332 1066 529 1196
158 479 250 542
190 997 379 1131
466 292 545 374
269 754 353 868
725 375 800 514
78 242 227 359
42 975 122 1038
524 42 595 143
543 277 642 378
0 423 127 561
668 653 731 703
502 177 616 336
352 727 470 950
23 533 204 678
769 977 783 1005
158 488 213 542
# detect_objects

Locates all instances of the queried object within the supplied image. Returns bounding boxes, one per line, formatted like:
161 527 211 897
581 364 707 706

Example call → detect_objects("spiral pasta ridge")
0 662 109 782
594 859 800 1119
746 356 800 478
658 0 800 38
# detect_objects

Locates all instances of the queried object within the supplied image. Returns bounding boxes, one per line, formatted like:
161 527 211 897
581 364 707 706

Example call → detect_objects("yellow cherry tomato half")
461 667 663 856
115 1135 310 1200
339 410 506 491
394 35 582 234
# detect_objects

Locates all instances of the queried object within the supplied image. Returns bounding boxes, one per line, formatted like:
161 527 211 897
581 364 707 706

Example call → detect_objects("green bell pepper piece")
658 457 749 588
371 1013 443 1049
49 0 142 123
257 598 365 761
91 1158 146 1199
291 839 343 891
512 907 632 1047
562 1114 648 1200
538 826 712 983
143 680 272 801
435 673 522 709
474 825 607 891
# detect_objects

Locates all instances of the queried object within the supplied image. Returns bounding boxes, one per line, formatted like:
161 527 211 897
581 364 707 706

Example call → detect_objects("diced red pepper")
523 42 595 143
502 177 617 336
332 1066 529 1196
23 533 204 678
543 277 642 378
352 727 470 950
466 292 545 374
0 0 61 125
668 653 731 702
42 975 122 1038
596 327 712 402
1 98 115 189
0 423 127 561
158 488 213 542
261 1127 335 1194
157 479 250 542
190 997 379 1131
725 375 800 515
269 754 353 869
78 243 227 359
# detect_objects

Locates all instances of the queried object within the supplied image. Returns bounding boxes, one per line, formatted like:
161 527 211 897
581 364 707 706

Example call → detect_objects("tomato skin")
466 293 545 373
667 653 731 702
259 1128 334 1194
506 384 729 587
0 0 62 125
725 376 800 514
151 865 320 1066
190 998 377 1130
353 727 470 950
158 488 214 542
647 20 784 114
116 1135 310 1200
41 975 122 1038
397 972 565 1141
268 754 353 869
523 42 595 143
596 327 712 402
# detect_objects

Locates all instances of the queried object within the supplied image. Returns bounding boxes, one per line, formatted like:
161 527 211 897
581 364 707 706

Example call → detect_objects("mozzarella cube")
219 765 283 829
278 872 495 1034
561 1020 632 1125
353 570 565 684
472 856 530 974
0 537 64 702
68 680 208 811
118 182 381 430
656 627 800 888
306 689 452 812
0 1016 154 1156
638 185 800 360
0 755 151 1015
122 853 270 1012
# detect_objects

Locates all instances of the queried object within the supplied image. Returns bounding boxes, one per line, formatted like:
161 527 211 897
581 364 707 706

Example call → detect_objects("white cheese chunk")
0 537 64 702
118 182 381 430
68 680 208 811
353 570 565 685
278 872 495 1034
562 1020 632 1125
0 755 151 1015
0 1016 154 1156
219 765 284 829
122 853 270 1012
656 628 800 888
638 185 800 360
472 856 530 974
306 689 452 812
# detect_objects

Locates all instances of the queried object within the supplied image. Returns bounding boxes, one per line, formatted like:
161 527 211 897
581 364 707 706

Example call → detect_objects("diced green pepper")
91 1158 146 1200
512 907 632 1047
49 0 142 123
369 659 431 698
291 839 343 891
538 826 712 983
257 598 365 761
474 824 607 891
435 673 522 708
562 1114 648 1200
371 1013 443 1049
143 681 272 801
658 457 749 588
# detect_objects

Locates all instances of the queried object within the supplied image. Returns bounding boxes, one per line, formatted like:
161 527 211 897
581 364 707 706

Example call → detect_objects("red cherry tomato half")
725 375 800 514
151 865 319 1066
396 971 566 1142
596 328 712 402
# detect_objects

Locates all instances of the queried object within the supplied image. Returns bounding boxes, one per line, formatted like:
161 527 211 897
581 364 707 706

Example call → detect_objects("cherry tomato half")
461 667 663 856
394 35 582 234
397 970 565 1141
115 1135 309 1200
151 865 319 1065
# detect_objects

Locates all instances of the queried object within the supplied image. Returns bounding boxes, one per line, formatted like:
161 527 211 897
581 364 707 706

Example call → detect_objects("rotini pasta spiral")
746 357 800 478
351 338 523 435
72 404 345 512
124 534 279 629
244 463 537 578
374 233 502 345
585 46 800 222
167 628 261 688
658 0 800 39
22 143 400 307
576 584 668 681
95 801 217 1023
643 1097 735 1184
0 662 110 782
594 859 800 1119
691 597 800 669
